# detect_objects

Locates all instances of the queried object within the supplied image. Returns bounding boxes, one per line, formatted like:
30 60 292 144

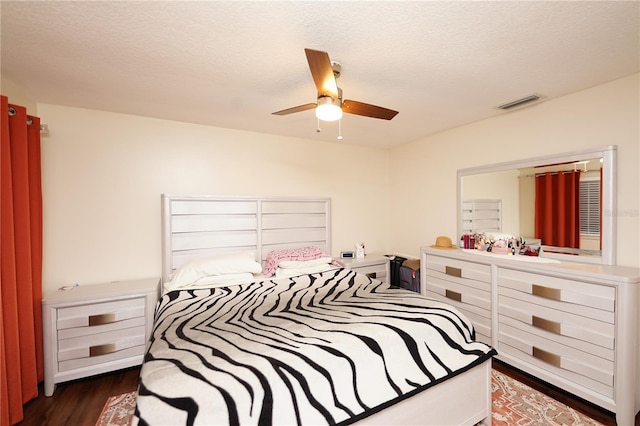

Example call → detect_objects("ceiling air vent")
496 94 543 110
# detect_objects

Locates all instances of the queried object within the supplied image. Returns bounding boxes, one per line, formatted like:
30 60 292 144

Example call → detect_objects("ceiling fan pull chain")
337 119 343 140
316 117 321 133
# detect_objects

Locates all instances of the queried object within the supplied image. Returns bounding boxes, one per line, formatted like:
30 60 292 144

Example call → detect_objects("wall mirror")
457 146 617 265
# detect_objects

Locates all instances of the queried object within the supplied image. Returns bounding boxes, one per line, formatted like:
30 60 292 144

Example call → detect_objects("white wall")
1 77 38 111
389 73 640 268
37 105 390 292
6 73 639 295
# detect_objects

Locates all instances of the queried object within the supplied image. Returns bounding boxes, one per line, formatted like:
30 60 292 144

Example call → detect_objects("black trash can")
389 256 407 288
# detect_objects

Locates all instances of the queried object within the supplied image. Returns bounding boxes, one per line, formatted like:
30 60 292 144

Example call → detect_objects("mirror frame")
457 145 617 265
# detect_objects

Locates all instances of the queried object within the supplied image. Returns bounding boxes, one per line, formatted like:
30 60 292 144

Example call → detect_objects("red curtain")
1 95 44 425
534 170 581 249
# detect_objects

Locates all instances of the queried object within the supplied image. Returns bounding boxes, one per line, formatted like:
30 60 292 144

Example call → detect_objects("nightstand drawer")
339 255 390 284
59 345 144 373
56 297 146 330
58 325 146 363
352 264 387 280
58 316 146 339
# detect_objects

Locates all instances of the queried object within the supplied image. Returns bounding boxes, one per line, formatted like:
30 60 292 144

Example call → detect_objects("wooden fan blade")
305 48 339 99
272 103 317 116
342 100 399 120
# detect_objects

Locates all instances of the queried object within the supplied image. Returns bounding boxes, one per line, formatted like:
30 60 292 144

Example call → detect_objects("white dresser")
42 278 160 396
420 247 640 426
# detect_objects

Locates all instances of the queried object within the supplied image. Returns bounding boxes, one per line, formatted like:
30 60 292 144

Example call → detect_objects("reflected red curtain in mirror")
1 95 43 425
534 170 581 249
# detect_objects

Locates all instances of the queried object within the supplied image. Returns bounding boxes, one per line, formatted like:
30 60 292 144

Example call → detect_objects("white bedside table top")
337 254 390 267
43 277 160 305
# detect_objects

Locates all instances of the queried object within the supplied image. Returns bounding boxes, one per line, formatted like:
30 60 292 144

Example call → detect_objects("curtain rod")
8 106 49 133
518 169 591 178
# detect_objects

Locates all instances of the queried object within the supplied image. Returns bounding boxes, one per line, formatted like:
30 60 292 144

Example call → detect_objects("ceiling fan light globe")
316 97 343 122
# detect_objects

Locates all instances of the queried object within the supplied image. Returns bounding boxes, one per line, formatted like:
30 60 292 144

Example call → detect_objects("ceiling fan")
272 49 399 124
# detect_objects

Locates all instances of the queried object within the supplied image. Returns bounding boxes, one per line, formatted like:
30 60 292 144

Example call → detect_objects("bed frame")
160 194 491 425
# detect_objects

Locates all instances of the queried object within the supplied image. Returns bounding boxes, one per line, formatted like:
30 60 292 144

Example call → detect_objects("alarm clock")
340 251 355 258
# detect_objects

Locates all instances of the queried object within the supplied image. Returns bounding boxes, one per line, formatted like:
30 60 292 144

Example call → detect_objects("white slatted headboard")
161 195 332 284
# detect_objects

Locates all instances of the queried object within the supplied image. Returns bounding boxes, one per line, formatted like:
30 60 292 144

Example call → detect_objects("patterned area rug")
491 370 603 425
95 391 137 426
96 370 604 426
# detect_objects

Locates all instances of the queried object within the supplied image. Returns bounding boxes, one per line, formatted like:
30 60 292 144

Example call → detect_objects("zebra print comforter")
134 268 495 426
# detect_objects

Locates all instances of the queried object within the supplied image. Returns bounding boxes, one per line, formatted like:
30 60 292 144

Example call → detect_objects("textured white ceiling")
2 1 638 148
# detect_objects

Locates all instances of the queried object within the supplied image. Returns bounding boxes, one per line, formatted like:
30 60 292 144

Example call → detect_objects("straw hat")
430 236 458 249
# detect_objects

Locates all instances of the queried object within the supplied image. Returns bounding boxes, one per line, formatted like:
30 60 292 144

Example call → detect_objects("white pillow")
164 272 257 292
169 251 262 289
278 257 333 269
274 263 335 278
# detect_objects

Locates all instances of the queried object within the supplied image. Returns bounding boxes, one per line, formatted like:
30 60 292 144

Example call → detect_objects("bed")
133 195 496 425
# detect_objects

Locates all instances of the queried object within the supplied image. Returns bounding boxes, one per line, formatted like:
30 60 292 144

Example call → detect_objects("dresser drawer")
426 291 491 345
461 310 491 345
57 297 146 330
426 272 491 313
498 295 614 353
426 256 491 284
498 323 614 398
498 268 615 321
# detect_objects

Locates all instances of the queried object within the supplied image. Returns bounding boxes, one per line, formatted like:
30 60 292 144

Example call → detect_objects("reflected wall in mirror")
457 146 616 265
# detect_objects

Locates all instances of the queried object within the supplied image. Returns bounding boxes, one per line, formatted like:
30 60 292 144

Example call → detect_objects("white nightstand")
42 278 160 396
338 254 390 284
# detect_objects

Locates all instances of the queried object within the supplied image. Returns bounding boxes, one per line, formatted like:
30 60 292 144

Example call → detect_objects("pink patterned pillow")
263 246 334 277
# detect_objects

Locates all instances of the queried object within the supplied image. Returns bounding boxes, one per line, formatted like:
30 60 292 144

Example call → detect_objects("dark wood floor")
18 359 639 425
18 367 140 426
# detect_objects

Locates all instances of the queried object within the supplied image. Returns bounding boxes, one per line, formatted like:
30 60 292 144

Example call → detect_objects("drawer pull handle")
88 313 117 326
532 347 561 367
532 316 561 334
445 289 462 302
89 343 117 357
366 272 377 279
445 266 462 278
531 284 561 301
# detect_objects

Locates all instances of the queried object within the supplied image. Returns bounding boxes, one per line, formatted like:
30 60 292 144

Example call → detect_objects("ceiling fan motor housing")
316 96 343 121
